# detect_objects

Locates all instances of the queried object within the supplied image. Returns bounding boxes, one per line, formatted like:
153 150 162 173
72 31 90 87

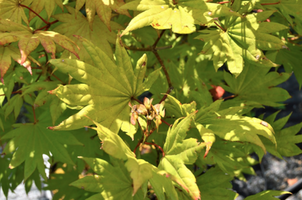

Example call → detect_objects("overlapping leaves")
75 0 130 30
2 111 82 180
53 6 122 64
0 18 79 76
195 12 287 75
121 0 241 35
49 36 160 133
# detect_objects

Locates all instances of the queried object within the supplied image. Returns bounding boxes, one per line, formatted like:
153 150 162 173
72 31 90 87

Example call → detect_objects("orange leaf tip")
48 126 55 130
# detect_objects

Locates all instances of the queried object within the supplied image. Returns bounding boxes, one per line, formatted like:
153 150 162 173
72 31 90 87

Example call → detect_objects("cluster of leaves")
0 0 302 199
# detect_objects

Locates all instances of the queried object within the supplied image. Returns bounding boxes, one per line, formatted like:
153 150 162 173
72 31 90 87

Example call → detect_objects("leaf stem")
214 21 226 32
161 119 171 127
32 106 38 124
145 142 165 157
0 90 22 96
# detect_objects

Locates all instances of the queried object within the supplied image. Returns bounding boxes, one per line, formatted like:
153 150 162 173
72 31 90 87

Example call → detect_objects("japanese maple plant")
1 0 302 199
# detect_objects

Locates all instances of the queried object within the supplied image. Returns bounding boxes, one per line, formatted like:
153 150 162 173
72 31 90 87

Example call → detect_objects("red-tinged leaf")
0 19 79 65
196 124 216 158
0 45 32 78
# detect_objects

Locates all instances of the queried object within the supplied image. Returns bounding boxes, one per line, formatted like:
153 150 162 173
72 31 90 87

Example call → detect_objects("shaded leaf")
222 63 291 107
2 111 82 180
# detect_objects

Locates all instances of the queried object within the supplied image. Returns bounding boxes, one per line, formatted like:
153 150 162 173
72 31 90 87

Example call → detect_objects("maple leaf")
28 0 63 21
52 6 122 64
49 36 160 133
266 42 302 88
160 113 206 200
70 157 145 200
195 12 287 75
0 0 31 25
0 19 79 66
121 0 241 35
1 111 82 180
260 112 302 158
0 45 31 79
260 0 302 25
197 167 238 200
222 63 291 107
75 0 130 30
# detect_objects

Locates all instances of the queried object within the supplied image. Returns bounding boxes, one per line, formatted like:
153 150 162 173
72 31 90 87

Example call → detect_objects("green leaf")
195 13 286 75
2 112 82 180
121 0 240 35
244 190 291 200
266 42 302 88
125 157 154 195
149 170 178 200
165 94 196 118
160 113 206 200
222 63 291 107
71 157 144 200
262 113 302 158
49 37 160 133
197 167 238 200
197 114 275 153
163 113 195 154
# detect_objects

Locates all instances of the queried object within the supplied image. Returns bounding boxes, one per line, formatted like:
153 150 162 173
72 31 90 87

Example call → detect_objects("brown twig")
145 142 165 157
0 91 22 96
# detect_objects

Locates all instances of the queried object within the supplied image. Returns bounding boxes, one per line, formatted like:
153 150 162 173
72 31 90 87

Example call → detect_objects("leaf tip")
48 126 55 130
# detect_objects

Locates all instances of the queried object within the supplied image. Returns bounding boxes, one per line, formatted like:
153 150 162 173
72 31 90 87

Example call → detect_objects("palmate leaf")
1 111 82 180
0 0 31 24
222 63 291 107
197 167 238 200
260 112 302 158
120 0 241 35
160 113 206 200
0 19 79 65
53 6 122 64
49 36 160 133
266 42 302 88
195 12 287 75
75 0 130 30
71 157 145 200
260 0 302 25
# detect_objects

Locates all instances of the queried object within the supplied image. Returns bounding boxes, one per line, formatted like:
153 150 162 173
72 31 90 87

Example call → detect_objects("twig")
145 142 165 157
214 21 226 32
